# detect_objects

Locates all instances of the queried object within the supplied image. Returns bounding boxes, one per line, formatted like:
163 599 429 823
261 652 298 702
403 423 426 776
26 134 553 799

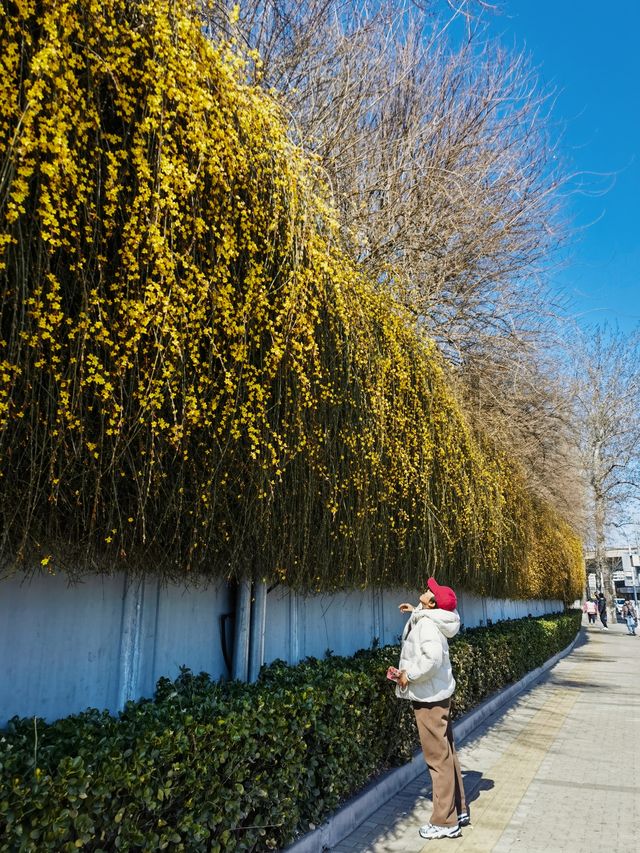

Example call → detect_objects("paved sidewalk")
330 618 640 853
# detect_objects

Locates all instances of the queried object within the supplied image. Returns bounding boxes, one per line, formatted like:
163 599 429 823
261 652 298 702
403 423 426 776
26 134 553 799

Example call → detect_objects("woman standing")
394 578 468 840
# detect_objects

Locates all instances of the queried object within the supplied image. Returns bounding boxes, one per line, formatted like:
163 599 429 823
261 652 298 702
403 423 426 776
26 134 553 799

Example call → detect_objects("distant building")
584 547 640 599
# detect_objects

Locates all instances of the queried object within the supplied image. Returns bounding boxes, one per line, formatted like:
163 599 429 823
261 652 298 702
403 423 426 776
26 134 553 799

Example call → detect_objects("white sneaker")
418 823 462 840
458 811 471 827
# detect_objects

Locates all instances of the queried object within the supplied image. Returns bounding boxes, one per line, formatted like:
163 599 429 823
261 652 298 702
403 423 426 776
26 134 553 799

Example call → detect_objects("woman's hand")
398 602 414 613
397 670 409 689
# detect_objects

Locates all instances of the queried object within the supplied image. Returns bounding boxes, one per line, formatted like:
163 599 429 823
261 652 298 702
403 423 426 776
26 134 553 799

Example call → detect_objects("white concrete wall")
263 585 563 664
0 571 233 723
0 570 563 725
1 572 126 720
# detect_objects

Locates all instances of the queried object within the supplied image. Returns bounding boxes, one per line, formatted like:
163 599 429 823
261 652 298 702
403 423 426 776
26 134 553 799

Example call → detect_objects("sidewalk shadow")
455 630 594 752
411 769 494 809
462 769 495 805
328 769 495 851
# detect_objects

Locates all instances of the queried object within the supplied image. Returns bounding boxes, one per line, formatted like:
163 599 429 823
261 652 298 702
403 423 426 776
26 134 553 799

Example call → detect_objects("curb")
283 630 582 852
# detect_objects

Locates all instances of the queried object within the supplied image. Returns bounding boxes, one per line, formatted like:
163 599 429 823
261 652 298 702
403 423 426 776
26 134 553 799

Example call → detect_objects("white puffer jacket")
395 605 460 702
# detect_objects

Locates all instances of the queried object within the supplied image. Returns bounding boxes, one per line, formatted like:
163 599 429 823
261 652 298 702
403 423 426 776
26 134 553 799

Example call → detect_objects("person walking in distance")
394 578 468 840
622 599 637 635
596 592 608 630
584 597 598 625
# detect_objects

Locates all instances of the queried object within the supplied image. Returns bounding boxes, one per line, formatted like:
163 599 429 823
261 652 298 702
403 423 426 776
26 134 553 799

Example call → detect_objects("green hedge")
0 611 580 852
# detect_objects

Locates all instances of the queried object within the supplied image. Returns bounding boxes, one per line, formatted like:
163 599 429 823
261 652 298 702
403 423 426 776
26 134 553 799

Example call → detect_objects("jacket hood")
411 605 460 639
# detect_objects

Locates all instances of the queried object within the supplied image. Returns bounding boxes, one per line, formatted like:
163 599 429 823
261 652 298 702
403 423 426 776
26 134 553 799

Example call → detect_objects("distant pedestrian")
583 598 598 624
596 592 608 629
394 578 468 840
622 599 637 635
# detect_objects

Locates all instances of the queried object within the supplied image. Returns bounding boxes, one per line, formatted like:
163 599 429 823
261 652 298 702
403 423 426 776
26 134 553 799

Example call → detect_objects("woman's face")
419 589 437 608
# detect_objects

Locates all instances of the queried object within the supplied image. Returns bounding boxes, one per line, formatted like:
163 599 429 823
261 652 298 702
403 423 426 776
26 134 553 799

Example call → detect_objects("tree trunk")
593 486 616 625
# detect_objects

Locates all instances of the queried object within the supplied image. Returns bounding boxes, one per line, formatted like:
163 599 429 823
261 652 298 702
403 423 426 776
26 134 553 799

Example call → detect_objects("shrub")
0 611 580 852
450 611 581 715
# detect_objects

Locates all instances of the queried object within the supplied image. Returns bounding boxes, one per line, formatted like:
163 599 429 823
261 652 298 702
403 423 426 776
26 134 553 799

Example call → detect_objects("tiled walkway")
331 618 640 852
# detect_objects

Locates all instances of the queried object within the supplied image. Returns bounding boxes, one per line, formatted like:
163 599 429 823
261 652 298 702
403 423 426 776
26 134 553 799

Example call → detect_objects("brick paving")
330 617 640 853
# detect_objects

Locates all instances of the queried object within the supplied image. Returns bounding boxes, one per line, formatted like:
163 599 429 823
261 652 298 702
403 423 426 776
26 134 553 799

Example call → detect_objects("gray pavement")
330 617 640 853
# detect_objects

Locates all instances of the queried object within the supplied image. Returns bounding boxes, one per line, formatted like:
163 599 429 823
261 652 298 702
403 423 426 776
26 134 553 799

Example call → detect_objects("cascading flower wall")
0 0 583 601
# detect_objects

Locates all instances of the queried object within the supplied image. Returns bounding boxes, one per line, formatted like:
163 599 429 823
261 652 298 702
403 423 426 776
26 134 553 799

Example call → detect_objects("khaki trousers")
413 698 466 827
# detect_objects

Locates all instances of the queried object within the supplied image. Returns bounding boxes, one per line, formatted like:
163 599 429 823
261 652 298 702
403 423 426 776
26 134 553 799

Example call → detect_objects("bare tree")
204 1 565 352
573 324 640 619
201 1 584 526
453 334 588 534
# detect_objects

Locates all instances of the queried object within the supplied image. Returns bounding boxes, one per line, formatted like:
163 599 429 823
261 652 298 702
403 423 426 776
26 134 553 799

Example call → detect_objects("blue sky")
483 1 640 333
472 3 640 544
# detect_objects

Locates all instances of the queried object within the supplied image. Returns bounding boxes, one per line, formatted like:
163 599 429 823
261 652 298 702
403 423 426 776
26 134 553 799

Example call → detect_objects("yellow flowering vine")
0 0 583 601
